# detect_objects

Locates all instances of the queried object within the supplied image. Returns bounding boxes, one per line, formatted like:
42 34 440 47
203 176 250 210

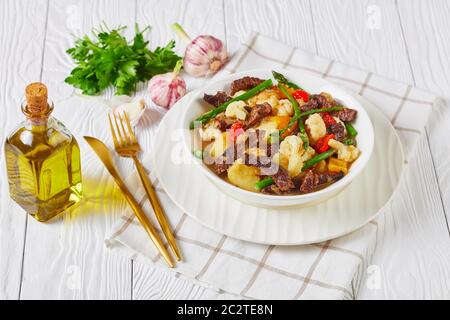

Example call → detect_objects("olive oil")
4 83 82 222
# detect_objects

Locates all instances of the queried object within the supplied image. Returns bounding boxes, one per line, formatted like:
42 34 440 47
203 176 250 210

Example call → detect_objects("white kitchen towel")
106 32 440 299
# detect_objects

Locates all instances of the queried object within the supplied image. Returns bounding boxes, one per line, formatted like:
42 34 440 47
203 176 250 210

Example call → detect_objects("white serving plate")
151 90 404 245
181 69 374 207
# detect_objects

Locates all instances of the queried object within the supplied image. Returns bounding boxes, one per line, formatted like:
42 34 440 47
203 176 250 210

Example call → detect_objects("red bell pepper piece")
292 89 309 102
314 134 335 153
321 112 336 128
229 121 245 141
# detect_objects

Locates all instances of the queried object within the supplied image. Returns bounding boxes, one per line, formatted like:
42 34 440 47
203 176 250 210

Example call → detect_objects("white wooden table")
1 0 449 300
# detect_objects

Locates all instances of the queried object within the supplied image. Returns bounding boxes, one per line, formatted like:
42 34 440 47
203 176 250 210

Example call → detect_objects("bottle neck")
21 99 54 127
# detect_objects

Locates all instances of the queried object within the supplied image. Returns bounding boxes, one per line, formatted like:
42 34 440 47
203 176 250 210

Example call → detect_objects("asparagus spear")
190 79 273 129
345 122 358 137
255 177 275 191
302 149 336 171
272 70 305 91
278 84 309 147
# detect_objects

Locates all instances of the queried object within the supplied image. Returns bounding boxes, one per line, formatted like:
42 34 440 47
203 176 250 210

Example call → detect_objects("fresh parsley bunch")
65 24 181 95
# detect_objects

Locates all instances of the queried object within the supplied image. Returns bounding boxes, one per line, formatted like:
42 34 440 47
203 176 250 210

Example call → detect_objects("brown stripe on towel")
282 47 296 69
293 240 331 299
195 235 227 280
322 60 335 79
394 126 422 134
229 33 259 73
358 72 373 95
313 243 364 263
240 245 275 296
391 85 412 124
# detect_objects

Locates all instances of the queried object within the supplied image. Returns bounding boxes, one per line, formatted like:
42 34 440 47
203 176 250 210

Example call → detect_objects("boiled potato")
247 89 280 108
257 116 292 138
227 162 260 192
209 132 230 158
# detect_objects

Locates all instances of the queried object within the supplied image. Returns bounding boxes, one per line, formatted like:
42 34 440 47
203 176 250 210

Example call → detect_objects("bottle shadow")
60 176 130 223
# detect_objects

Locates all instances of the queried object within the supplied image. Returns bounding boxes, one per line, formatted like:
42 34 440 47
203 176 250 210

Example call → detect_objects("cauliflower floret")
276 99 294 116
272 152 289 171
301 146 316 162
200 127 221 141
247 89 279 108
280 135 303 156
232 90 246 98
328 139 360 162
225 101 248 120
278 135 315 177
305 113 327 143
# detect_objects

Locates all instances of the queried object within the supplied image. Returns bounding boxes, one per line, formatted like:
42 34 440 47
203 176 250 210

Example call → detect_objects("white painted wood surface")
0 0 448 300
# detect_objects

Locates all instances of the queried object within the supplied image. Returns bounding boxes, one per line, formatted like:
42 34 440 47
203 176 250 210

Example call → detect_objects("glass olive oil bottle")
4 83 82 222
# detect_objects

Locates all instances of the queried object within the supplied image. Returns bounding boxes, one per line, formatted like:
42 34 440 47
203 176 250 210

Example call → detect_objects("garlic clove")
113 98 146 127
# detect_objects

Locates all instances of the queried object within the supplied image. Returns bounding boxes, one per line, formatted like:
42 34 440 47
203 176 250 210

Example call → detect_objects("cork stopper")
25 82 48 115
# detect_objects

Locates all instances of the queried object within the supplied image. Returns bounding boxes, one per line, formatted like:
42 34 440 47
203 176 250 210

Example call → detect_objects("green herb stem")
173 59 183 75
171 23 192 44
65 24 181 95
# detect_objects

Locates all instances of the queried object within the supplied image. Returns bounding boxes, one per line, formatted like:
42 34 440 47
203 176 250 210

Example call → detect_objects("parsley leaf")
65 24 182 95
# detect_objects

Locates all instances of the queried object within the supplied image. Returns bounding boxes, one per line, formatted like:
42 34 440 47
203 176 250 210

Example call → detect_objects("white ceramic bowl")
182 69 374 207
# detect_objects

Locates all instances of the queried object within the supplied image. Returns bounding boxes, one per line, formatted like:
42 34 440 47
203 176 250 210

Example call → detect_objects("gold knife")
84 136 175 268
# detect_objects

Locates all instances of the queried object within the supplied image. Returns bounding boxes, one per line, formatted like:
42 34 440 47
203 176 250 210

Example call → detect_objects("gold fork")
108 111 183 262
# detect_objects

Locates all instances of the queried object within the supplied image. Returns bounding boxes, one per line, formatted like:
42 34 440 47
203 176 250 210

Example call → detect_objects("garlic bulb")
172 23 228 77
148 60 186 109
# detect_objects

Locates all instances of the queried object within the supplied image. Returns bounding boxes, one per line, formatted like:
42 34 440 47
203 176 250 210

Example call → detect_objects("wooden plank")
360 134 450 299
308 0 450 299
18 0 134 299
311 0 414 84
0 0 49 299
397 0 450 228
133 261 239 299
224 0 316 53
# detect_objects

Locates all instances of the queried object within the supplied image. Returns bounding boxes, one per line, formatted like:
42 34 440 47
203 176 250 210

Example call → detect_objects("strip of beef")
327 122 346 141
299 94 331 112
211 155 232 176
213 115 234 131
271 167 295 192
330 108 357 122
299 170 316 193
230 76 264 95
314 171 344 185
299 170 344 193
203 91 231 107
261 184 282 195
245 103 272 128
213 162 230 176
